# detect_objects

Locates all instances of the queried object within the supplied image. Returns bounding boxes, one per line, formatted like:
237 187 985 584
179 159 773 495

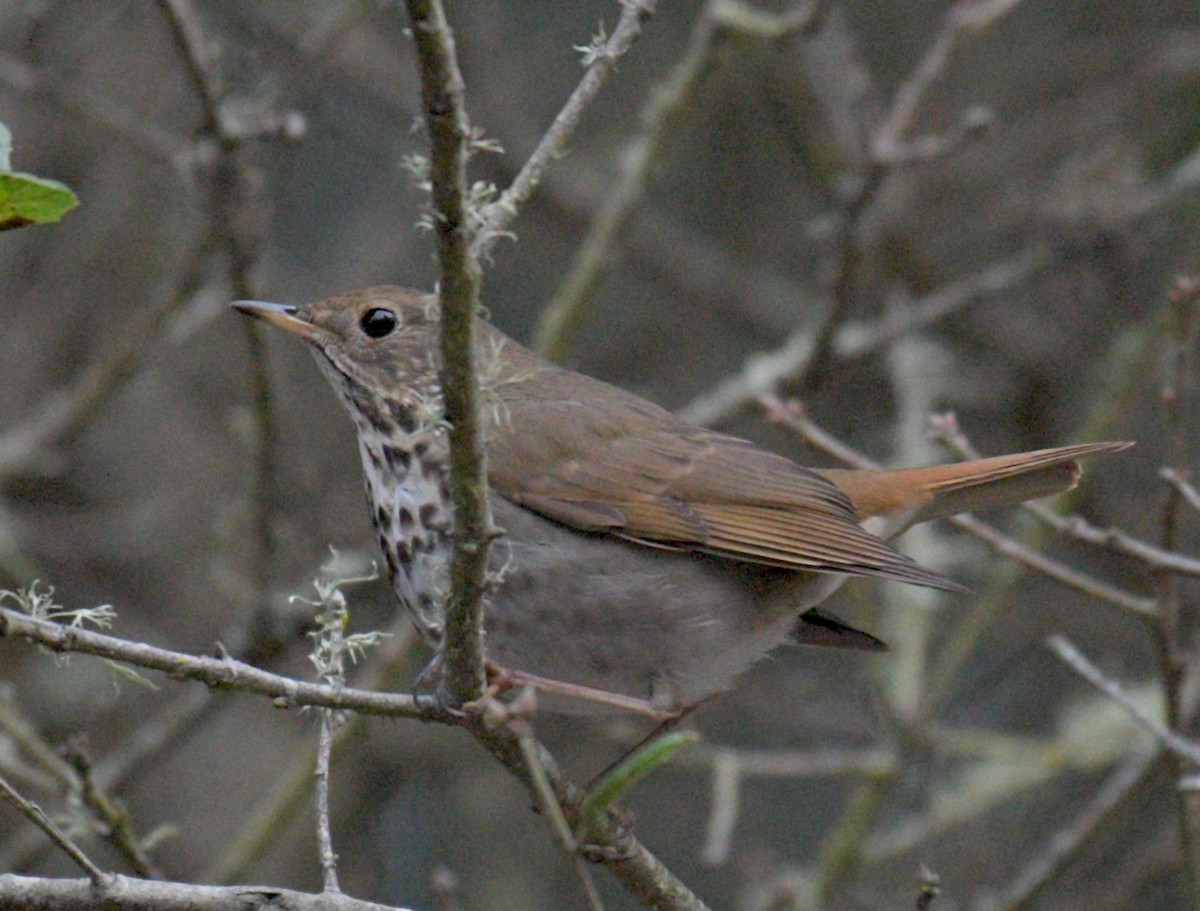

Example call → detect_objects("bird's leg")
489 664 682 720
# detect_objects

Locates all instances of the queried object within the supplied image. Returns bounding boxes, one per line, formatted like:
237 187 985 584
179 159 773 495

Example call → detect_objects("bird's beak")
232 300 320 342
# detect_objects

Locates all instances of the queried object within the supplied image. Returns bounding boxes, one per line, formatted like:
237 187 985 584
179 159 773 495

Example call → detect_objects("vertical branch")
404 0 490 705
157 0 290 652
315 711 341 894
797 0 1023 392
1158 274 1200 900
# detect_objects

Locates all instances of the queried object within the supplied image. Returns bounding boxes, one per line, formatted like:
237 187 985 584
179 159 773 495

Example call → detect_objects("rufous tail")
818 441 1132 527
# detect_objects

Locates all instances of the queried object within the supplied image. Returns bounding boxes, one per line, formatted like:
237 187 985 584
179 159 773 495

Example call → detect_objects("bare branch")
511 706 606 911
871 0 1024 162
404 0 491 706
0 652 166 877
465 719 714 911
0 874 410 911
0 607 431 721
680 250 1044 426
154 0 298 643
472 0 659 261
532 0 824 361
315 712 341 894
1047 635 1200 766
971 751 1162 911
0 774 110 887
1161 468 1200 516
796 0 1021 391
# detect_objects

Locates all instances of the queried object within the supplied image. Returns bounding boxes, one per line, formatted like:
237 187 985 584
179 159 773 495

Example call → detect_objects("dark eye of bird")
360 307 397 339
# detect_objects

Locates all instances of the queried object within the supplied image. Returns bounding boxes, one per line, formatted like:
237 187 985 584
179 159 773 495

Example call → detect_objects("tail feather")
818 441 1132 528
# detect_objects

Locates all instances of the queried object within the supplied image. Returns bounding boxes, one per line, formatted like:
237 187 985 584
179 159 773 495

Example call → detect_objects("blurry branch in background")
688 746 894 865
798 0 1015 392
203 613 418 885
677 0 1022 426
156 0 302 651
680 266 1200 905
471 0 659 261
1151 274 1200 901
968 750 1161 911
0 0 314 885
679 249 1047 426
1047 636 1200 766
532 0 828 361
0 0 304 650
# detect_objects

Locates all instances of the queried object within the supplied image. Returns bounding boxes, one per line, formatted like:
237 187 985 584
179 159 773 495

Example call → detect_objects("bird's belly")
483 494 805 711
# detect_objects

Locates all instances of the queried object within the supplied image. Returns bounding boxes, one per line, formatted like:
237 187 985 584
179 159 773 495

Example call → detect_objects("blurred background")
1 1 1198 908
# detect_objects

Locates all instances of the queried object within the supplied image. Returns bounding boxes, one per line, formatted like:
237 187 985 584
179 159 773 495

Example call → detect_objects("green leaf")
580 730 700 821
0 171 79 230
0 120 79 230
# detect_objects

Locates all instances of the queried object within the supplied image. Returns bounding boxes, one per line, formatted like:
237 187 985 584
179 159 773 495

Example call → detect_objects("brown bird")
235 287 1128 716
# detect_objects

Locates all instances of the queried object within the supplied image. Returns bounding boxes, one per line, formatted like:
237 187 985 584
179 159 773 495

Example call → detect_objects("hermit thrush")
234 287 1127 715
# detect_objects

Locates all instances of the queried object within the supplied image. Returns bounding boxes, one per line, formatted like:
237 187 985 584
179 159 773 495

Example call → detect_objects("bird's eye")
360 307 397 339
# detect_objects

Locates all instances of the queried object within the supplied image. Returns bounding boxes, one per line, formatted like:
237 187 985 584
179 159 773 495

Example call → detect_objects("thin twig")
466 718 714 911
0 772 109 887
514 714 606 911
870 0 1023 162
951 512 1156 619
61 741 163 879
471 0 659 261
203 618 419 886
1161 468 1200 516
798 0 1022 391
156 0 293 646
307 583 367 896
404 0 491 706
0 607 432 720
1156 272 1200 904
972 750 1162 911
0 661 165 877
1047 635 1200 766
1034 508 1200 580
814 771 893 903
0 263 214 477
531 0 715 360
532 0 824 361
315 711 341 894
700 750 740 866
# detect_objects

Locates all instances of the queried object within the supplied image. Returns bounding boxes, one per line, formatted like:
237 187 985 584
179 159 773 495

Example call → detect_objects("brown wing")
485 357 958 591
